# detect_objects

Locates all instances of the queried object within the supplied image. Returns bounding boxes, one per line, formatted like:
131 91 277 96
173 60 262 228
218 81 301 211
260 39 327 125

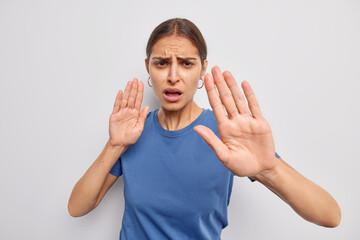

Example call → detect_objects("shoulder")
145 109 159 121
199 108 219 133
143 109 159 131
201 108 217 124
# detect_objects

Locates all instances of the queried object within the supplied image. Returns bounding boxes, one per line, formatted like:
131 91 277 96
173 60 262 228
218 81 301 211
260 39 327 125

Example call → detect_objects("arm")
194 66 341 227
68 79 149 217
253 156 341 227
68 142 125 217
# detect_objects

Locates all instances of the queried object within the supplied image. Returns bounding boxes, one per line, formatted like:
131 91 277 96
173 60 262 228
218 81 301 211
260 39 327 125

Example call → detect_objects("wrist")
252 156 281 184
106 140 127 154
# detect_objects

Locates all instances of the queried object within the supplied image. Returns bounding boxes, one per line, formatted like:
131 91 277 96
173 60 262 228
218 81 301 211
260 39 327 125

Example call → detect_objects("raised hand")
194 66 277 177
109 78 149 148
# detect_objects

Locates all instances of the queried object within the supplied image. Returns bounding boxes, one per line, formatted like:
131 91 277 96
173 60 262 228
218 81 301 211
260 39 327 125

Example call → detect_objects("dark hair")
146 18 207 66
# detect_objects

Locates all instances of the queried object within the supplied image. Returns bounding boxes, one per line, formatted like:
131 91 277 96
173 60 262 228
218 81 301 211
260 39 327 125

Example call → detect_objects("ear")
145 59 149 74
200 59 208 78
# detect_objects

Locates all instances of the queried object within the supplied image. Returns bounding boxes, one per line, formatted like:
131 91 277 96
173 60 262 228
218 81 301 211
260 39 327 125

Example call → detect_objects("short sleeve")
109 158 122 176
248 152 281 182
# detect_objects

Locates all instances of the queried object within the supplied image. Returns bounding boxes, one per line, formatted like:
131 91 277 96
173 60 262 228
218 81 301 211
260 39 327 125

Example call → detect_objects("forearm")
68 140 126 217
253 157 341 227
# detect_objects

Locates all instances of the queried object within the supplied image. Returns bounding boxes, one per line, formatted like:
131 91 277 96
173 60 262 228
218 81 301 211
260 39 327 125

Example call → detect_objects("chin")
161 103 184 112
160 100 190 112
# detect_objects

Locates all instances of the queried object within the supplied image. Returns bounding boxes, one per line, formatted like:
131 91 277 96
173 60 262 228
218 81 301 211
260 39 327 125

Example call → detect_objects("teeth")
166 91 181 94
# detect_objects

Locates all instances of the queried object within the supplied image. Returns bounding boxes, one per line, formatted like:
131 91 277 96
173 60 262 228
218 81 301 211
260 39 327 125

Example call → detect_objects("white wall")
0 0 359 239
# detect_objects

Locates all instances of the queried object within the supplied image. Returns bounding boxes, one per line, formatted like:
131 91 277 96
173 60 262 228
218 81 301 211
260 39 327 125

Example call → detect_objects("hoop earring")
198 78 204 89
147 76 152 87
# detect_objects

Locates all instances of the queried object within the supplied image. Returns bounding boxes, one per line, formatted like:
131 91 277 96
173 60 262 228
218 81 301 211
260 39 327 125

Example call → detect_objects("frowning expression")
145 35 207 111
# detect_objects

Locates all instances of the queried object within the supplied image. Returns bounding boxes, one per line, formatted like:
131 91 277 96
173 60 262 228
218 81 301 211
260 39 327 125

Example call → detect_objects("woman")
68 18 341 239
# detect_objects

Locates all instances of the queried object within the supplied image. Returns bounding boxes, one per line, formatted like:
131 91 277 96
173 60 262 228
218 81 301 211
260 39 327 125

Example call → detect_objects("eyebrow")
151 57 198 61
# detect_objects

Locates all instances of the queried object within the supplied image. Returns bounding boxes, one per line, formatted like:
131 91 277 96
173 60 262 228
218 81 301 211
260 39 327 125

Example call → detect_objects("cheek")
150 66 167 78
180 71 200 90
151 82 163 100
150 80 169 104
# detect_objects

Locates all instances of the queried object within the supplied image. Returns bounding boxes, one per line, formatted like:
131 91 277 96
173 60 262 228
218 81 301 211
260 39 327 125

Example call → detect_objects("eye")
155 61 167 67
183 61 193 67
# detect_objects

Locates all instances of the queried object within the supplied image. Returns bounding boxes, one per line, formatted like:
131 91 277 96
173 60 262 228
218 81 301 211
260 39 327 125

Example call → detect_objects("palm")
109 79 149 148
218 115 275 177
110 108 142 146
194 67 276 177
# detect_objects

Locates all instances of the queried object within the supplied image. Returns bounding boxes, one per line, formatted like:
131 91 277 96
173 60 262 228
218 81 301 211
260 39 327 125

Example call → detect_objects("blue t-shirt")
110 109 281 239
110 109 233 239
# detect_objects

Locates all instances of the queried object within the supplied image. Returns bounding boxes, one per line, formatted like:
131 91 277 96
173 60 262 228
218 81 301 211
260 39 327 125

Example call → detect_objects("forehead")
151 35 200 58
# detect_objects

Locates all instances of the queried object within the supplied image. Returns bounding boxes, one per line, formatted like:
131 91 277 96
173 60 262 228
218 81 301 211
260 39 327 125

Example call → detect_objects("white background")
0 0 359 239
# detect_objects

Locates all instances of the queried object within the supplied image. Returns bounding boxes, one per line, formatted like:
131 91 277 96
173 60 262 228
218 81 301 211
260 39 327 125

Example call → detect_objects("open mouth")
164 88 182 96
163 88 183 102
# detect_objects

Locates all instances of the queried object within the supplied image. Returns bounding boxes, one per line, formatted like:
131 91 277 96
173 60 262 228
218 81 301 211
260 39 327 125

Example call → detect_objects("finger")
193 125 229 164
112 90 123 114
211 66 239 118
223 71 249 116
241 81 263 118
137 106 150 128
134 81 144 111
121 81 132 108
128 78 138 108
204 74 228 124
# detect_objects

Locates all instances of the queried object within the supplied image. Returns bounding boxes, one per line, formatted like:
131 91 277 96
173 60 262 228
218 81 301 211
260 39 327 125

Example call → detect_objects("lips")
163 88 183 102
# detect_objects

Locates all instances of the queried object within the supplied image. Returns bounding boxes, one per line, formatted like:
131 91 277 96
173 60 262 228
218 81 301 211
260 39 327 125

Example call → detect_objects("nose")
168 62 180 85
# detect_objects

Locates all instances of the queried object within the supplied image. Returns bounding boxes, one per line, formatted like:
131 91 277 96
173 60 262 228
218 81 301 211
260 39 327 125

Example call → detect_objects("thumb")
194 125 229 163
138 106 150 126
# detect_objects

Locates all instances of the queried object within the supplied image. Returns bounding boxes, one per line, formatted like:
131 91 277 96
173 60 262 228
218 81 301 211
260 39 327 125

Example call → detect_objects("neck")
157 101 203 131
